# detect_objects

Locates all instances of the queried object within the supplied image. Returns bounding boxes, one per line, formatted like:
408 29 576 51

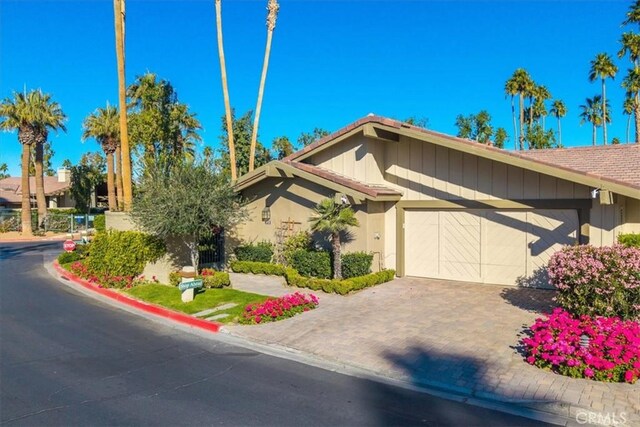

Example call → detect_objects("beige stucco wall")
104 211 190 284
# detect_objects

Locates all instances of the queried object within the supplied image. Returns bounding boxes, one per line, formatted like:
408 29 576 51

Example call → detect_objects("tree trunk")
21 144 33 236
249 29 274 172
115 145 124 210
592 124 597 146
332 232 342 280
635 95 640 144
602 79 608 145
187 235 200 274
215 0 237 181
518 93 525 150
114 0 132 210
557 118 562 147
34 142 47 229
627 116 631 144
106 152 117 211
510 97 518 150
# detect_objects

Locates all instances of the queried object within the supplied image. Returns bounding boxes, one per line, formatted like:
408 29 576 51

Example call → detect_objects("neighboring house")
0 168 75 209
235 115 640 287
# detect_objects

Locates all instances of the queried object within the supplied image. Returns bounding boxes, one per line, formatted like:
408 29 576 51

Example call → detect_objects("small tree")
69 153 106 213
308 197 359 280
131 159 246 272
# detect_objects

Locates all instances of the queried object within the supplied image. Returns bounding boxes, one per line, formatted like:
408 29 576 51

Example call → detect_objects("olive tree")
131 159 246 272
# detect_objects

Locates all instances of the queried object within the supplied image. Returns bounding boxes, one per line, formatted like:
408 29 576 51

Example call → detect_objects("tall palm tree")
504 77 519 148
618 32 640 68
309 197 359 280
214 0 238 181
589 53 618 144
0 90 66 235
115 144 123 209
549 99 567 147
113 0 132 210
579 95 609 145
623 0 640 27
531 84 551 128
505 68 533 150
82 104 120 211
249 0 280 172
622 67 640 143
623 96 635 143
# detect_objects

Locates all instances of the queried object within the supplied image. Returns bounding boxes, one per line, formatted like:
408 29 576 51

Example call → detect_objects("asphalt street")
0 241 549 426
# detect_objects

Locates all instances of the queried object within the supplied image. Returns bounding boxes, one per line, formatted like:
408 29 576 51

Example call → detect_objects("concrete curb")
52 261 222 333
0 236 68 243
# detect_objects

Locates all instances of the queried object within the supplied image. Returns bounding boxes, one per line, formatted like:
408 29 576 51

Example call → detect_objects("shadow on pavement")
0 241 61 260
499 286 556 314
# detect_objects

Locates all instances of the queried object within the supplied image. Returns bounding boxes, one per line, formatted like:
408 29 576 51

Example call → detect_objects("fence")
0 211 99 233
198 229 224 269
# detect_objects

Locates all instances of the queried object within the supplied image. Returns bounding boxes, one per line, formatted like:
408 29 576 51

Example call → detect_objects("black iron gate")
198 228 224 269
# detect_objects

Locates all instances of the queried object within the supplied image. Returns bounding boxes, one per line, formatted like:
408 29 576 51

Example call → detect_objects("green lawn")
125 284 269 324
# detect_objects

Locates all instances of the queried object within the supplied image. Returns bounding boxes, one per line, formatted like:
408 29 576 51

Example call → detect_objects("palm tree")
623 0 640 27
623 96 635 143
505 69 533 150
82 104 120 211
214 0 238 181
589 53 618 144
504 77 519 149
550 99 567 146
622 67 640 143
249 0 280 173
531 84 551 128
309 197 359 280
0 90 66 235
579 95 609 145
113 0 132 210
618 32 640 68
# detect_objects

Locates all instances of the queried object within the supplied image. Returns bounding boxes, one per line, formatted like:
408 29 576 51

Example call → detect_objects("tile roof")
517 145 640 191
0 176 71 204
282 160 403 198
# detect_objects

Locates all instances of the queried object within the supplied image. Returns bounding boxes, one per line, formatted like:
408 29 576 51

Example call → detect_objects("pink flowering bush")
68 260 148 289
240 292 319 325
522 308 640 383
548 245 640 320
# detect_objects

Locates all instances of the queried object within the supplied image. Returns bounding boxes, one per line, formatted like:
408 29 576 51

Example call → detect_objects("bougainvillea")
240 292 319 325
68 260 148 289
522 308 640 383
547 245 640 320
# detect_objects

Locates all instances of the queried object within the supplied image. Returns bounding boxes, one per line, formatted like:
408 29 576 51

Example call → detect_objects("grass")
125 284 269 324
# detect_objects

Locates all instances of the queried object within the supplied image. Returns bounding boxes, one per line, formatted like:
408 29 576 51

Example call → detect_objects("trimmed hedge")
93 214 106 233
234 242 274 263
342 252 373 279
169 269 231 289
290 250 331 279
230 261 395 295
86 230 165 277
618 233 640 248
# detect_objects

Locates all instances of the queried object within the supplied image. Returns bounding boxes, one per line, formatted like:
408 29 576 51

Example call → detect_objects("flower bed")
522 308 640 383
169 268 230 288
68 260 156 289
239 292 319 324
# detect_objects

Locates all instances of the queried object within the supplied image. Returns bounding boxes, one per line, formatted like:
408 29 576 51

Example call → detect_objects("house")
235 115 640 287
0 168 75 209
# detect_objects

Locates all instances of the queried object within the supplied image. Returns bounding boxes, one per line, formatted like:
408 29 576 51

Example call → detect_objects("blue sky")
0 0 631 176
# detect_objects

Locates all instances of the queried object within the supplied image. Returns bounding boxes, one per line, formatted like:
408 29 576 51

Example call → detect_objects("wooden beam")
395 199 592 210
363 124 400 142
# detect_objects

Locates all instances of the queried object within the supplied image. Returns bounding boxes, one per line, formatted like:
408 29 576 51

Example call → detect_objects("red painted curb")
52 261 222 333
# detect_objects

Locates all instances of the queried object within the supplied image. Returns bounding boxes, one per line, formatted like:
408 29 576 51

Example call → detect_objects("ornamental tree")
131 159 247 272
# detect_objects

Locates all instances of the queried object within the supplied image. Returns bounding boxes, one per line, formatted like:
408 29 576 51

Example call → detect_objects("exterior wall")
236 177 382 269
590 195 640 246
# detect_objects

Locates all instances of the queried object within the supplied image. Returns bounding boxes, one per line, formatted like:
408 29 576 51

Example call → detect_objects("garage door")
404 209 578 286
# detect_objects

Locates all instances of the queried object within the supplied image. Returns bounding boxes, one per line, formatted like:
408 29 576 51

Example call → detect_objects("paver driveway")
226 276 640 422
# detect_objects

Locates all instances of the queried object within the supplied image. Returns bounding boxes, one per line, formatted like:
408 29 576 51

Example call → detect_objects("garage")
404 209 579 286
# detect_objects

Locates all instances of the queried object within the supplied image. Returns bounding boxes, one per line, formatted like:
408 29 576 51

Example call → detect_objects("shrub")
169 268 230 288
619 233 640 248
58 251 82 264
239 292 319 324
548 245 640 320
522 308 640 383
234 241 274 263
281 231 312 265
93 214 106 233
290 250 331 279
341 252 373 279
230 261 396 295
86 230 165 278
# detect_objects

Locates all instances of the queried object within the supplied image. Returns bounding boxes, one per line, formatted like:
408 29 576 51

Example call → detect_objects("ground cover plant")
169 268 230 288
522 244 640 383
125 284 269 323
239 292 319 324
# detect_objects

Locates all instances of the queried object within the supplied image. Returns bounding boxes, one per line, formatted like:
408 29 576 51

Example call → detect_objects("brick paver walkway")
226 276 640 423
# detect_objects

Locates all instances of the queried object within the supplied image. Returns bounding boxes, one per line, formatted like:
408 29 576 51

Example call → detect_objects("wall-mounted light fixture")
261 206 271 223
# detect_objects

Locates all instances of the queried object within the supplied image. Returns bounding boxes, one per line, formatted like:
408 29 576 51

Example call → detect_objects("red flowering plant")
68 260 137 289
240 292 319 325
522 308 640 383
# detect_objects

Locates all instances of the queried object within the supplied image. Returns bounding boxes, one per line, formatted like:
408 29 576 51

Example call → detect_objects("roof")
238 115 640 200
0 176 71 204
517 144 640 191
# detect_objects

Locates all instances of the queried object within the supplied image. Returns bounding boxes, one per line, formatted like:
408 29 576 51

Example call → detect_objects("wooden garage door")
404 209 578 285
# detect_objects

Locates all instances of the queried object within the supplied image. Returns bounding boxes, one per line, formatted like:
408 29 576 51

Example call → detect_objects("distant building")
0 168 75 209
